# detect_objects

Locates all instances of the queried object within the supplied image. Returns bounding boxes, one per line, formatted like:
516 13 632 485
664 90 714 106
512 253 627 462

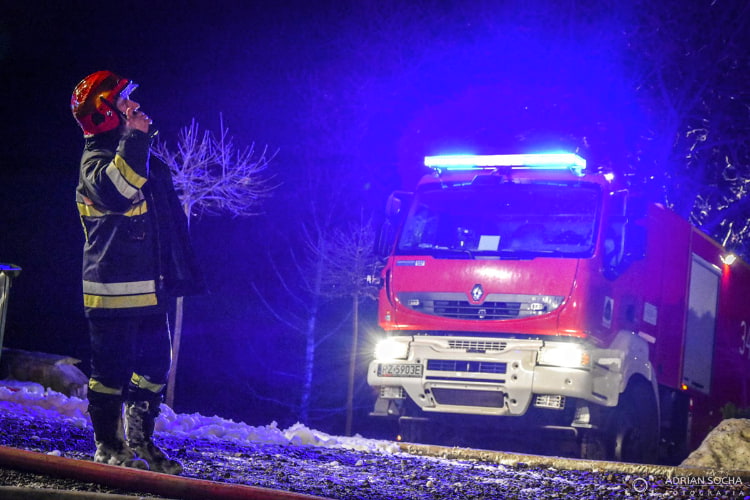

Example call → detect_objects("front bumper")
368 335 620 417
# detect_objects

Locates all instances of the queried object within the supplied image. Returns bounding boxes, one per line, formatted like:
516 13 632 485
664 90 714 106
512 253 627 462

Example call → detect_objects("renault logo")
471 284 484 302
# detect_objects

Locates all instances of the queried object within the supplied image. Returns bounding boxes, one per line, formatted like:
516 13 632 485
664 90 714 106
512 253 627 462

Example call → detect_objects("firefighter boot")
125 400 183 475
88 392 148 469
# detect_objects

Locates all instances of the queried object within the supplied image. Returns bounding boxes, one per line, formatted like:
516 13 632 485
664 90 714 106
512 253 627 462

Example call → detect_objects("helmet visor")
119 80 139 100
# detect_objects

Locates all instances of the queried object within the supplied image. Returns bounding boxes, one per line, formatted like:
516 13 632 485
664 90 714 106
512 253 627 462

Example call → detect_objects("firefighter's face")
116 96 140 116
116 95 151 133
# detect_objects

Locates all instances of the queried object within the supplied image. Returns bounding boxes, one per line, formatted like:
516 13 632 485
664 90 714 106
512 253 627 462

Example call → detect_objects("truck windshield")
397 180 600 259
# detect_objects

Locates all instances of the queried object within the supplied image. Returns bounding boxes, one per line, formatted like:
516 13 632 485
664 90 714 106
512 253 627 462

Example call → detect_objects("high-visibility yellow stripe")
106 162 139 200
77 199 148 217
89 378 122 395
77 202 103 217
83 279 156 296
130 373 165 394
79 215 90 243
112 154 147 189
84 293 158 309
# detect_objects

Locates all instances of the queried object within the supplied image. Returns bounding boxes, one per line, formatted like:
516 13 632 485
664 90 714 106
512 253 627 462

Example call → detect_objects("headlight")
374 337 410 360
538 343 590 369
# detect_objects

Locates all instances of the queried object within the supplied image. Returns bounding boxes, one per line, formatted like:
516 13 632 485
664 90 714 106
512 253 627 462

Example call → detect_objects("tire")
610 379 659 463
579 379 659 463
580 430 609 461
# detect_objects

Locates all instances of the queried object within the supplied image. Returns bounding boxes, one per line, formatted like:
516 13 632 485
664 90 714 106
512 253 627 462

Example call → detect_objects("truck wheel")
580 430 609 461
611 380 659 464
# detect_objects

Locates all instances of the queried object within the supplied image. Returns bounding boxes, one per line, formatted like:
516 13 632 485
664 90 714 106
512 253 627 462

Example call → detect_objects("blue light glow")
424 153 587 175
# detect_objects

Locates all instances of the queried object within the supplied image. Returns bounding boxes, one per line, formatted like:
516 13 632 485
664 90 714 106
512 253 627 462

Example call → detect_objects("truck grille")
398 292 563 320
448 340 507 351
431 388 504 408
435 299 520 319
427 359 507 374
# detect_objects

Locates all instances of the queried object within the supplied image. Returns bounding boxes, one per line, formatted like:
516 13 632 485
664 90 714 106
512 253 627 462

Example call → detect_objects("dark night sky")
0 0 708 432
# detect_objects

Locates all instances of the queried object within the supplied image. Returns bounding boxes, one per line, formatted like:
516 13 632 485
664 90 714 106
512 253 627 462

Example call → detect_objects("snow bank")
0 381 89 428
0 380 399 454
681 418 750 471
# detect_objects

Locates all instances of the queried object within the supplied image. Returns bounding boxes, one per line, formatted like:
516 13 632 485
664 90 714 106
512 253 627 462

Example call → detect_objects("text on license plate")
378 363 423 377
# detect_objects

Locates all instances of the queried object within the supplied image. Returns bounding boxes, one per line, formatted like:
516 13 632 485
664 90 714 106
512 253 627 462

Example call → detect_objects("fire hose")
0 445 330 500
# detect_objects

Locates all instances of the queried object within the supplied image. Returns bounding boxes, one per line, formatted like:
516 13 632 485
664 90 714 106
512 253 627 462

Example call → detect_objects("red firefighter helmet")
71 70 138 137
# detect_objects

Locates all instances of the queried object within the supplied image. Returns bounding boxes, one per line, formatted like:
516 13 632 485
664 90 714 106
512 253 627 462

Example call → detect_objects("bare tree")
251 215 334 424
155 116 276 219
152 116 276 408
319 215 380 435
252 208 379 429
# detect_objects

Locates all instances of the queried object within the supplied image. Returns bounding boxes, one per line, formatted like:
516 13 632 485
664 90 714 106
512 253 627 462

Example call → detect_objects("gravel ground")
0 409 748 499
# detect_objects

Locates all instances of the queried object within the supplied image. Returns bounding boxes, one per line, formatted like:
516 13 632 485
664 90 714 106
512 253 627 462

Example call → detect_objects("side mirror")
385 191 412 217
375 218 395 258
376 191 412 258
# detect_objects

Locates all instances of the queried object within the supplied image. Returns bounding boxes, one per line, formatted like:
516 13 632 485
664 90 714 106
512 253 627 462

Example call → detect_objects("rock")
680 418 750 471
0 348 88 398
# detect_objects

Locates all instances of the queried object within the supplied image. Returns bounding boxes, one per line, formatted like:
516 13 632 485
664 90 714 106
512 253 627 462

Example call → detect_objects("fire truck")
367 153 750 463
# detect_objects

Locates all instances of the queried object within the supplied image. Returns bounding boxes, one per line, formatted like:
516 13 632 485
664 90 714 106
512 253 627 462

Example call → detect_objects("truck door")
682 254 720 395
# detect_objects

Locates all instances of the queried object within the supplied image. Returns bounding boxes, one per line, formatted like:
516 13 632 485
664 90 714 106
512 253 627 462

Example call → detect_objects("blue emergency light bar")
424 153 587 176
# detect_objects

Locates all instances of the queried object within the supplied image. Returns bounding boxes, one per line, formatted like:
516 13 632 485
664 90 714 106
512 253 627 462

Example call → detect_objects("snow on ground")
0 380 400 455
3 380 749 499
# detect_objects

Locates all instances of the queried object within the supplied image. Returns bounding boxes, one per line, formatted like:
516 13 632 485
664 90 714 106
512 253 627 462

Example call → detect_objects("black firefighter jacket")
76 128 205 317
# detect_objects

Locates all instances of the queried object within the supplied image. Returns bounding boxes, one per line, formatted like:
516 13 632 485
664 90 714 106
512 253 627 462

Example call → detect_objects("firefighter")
71 71 204 473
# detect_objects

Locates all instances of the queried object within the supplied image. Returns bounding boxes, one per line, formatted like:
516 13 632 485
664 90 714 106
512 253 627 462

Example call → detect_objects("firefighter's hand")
124 107 152 134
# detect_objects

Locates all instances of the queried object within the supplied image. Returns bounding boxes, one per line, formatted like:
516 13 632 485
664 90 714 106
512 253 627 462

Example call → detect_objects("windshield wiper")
498 249 560 260
433 247 475 259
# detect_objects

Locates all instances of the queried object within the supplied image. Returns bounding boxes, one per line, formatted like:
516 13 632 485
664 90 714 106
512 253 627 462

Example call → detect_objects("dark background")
2 1 749 438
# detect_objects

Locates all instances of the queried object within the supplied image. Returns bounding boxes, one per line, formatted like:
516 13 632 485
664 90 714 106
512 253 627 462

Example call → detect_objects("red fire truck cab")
367 153 750 463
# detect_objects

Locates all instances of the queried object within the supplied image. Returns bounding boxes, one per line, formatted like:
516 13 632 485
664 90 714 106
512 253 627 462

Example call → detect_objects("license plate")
378 363 423 377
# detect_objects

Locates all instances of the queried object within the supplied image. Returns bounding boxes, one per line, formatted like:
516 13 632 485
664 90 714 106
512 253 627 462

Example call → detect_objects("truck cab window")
396 181 601 259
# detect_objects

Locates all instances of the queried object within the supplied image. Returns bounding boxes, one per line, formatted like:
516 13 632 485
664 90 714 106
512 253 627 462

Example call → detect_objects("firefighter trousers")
88 313 173 398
